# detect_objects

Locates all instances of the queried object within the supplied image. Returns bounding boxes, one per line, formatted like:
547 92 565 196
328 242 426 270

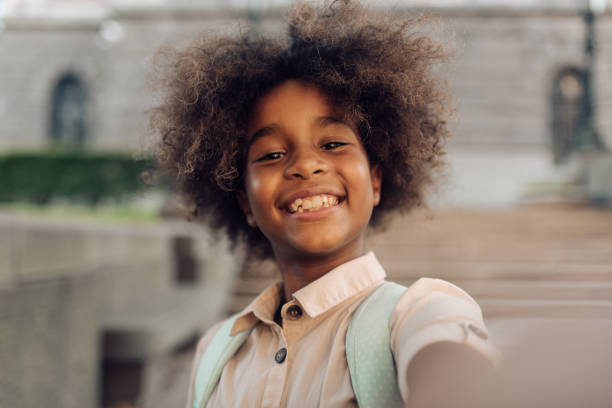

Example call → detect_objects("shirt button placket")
262 331 289 407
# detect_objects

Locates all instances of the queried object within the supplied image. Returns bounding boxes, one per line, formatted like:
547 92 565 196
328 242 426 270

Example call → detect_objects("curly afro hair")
151 0 452 259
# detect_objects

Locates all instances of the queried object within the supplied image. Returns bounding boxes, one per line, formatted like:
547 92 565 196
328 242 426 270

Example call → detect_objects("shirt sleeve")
184 321 224 408
389 278 500 403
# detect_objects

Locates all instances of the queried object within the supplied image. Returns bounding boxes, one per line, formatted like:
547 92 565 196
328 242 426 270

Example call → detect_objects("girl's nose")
284 150 328 180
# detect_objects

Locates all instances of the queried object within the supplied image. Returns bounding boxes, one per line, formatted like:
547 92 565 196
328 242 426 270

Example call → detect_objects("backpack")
192 281 406 408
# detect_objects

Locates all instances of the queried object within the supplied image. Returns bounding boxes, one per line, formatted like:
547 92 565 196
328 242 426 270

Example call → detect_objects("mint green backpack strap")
192 314 255 408
346 281 407 408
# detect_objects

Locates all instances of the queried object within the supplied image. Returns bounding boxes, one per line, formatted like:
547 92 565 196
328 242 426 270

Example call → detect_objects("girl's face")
238 80 381 261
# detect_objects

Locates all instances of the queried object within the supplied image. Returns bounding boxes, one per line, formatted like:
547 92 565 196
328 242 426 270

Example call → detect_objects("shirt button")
287 305 303 319
275 348 287 364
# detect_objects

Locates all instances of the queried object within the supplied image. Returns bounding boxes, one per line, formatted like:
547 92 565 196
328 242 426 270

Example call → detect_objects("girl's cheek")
246 171 260 192
244 168 270 203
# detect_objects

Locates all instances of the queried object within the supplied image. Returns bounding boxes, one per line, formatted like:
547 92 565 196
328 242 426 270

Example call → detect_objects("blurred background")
1 0 611 407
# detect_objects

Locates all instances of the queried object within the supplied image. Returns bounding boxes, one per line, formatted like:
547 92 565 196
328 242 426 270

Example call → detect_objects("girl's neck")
273 237 366 302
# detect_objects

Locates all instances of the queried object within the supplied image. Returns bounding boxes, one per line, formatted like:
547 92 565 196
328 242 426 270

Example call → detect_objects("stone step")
371 230 612 243
384 261 612 282
394 279 612 301
479 299 612 320
371 245 612 264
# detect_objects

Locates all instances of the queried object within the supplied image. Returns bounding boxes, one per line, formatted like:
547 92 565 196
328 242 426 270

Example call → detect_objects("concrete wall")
0 214 238 408
0 274 101 408
0 216 170 407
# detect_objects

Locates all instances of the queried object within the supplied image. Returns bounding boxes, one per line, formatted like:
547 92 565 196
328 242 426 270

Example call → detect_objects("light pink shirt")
186 252 497 407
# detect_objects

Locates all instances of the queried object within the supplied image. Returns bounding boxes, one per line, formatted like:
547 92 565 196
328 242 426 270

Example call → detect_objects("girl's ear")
370 164 382 207
236 190 257 227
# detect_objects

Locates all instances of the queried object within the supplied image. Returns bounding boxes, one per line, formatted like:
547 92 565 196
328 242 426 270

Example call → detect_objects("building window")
50 73 88 146
551 67 585 164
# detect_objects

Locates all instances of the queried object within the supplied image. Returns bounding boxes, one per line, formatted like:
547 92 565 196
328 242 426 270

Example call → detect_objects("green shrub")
0 150 159 205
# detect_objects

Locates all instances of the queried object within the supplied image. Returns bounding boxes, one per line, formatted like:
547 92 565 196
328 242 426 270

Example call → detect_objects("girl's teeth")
287 194 341 213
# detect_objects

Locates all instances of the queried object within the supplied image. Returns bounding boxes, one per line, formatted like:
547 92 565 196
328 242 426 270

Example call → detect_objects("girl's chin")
282 233 359 258
290 241 343 256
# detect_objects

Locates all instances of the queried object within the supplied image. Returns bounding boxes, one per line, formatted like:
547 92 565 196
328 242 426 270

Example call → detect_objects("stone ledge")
103 286 221 361
0 214 216 284
480 299 612 319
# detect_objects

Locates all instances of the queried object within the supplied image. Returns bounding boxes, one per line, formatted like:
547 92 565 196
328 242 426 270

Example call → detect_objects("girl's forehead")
247 79 333 137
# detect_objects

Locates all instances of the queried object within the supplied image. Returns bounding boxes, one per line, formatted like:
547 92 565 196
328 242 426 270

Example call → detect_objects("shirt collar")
230 251 386 335
230 282 282 335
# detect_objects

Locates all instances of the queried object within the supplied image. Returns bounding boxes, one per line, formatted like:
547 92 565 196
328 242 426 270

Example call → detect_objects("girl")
152 1 498 406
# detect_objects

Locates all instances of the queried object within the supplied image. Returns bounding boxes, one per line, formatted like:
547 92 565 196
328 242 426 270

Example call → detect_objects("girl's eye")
255 152 284 162
321 141 347 150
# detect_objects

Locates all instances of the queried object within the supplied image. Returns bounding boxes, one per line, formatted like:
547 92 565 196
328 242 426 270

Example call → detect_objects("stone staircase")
228 204 612 320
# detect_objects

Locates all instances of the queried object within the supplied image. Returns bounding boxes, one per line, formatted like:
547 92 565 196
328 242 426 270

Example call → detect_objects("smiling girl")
152 1 498 407
238 80 383 298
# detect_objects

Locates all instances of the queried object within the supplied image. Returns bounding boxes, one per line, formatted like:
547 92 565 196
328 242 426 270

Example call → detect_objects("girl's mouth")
285 194 344 214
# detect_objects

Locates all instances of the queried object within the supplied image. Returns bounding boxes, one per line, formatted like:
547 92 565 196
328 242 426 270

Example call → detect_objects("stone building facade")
1 0 611 204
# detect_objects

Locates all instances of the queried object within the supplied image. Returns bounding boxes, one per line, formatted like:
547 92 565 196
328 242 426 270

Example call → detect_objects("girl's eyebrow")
317 116 358 135
316 116 351 129
249 116 352 143
249 124 279 143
